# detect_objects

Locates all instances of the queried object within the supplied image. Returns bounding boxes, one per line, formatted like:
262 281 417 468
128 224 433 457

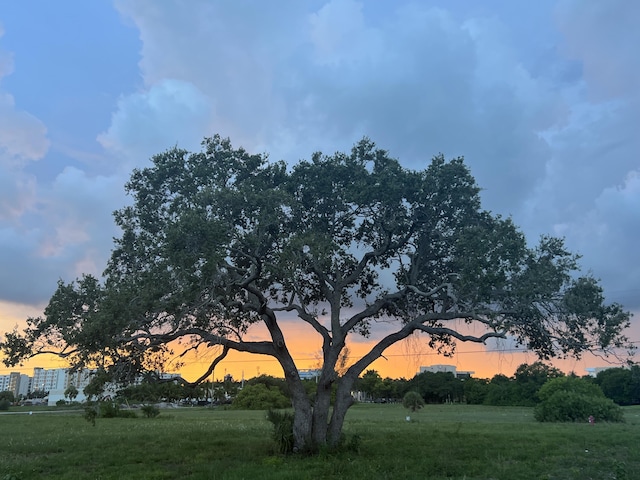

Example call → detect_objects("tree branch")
184 344 230 386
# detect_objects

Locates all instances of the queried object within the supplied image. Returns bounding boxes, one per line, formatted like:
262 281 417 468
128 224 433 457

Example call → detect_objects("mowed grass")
1 404 639 479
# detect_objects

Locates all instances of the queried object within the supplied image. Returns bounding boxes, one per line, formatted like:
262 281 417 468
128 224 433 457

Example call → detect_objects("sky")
1 0 639 381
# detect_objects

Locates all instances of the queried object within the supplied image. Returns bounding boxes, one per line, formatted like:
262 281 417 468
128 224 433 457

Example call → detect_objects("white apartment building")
16 374 31 397
0 372 31 398
0 374 10 392
419 364 475 378
2 367 183 405
31 367 68 393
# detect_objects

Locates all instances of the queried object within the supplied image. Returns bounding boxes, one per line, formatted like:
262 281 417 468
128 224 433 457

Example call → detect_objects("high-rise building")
31 367 68 393
0 374 10 392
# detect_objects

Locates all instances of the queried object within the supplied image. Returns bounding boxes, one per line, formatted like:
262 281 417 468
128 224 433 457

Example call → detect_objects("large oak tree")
1 136 632 450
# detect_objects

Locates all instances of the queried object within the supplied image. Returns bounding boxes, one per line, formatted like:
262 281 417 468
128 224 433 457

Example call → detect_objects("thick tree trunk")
282 366 313 451
311 378 333 446
290 390 312 451
328 375 356 446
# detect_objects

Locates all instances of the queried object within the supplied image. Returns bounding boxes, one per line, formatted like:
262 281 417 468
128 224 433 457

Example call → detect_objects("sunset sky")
1 1 639 382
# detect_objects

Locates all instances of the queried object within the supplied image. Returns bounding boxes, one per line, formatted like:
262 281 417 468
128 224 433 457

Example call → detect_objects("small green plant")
100 402 121 418
118 409 138 418
141 404 160 418
266 409 294 454
0 399 11 411
346 433 362 453
83 406 98 426
402 391 425 413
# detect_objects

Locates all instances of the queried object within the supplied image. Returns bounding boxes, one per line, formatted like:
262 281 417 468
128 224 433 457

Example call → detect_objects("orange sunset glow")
3 299 634 382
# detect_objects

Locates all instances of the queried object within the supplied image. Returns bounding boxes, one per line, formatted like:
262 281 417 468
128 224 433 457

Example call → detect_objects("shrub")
0 399 10 411
0 390 15 403
232 383 290 410
402 391 425 413
100 402 121 418
538 376 604 402
534 390 623 422
141 404 160 418
118 409 138 418
84 406 98 426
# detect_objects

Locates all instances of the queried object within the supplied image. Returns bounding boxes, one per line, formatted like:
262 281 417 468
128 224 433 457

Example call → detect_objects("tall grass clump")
266 409 294 454
141 404 160 418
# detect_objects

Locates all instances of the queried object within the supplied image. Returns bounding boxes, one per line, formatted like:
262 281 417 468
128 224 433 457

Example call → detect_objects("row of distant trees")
0 388 51 408
354 362 640 407
2 362 637 410
197 362 640 409
468 363 640 407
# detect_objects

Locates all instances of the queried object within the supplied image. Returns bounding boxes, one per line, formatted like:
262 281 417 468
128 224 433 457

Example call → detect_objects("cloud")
0 27 49 166
114 1 568 214
0 24 53 305
556 170 640 308
97 79 213 164
516 0 640 308
0 92 49 166
105 1 640 316
555 0 640 102
1 0 638 342
0 168 36 221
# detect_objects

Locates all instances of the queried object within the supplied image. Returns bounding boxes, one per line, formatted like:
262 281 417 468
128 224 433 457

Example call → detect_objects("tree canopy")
1 135 632 450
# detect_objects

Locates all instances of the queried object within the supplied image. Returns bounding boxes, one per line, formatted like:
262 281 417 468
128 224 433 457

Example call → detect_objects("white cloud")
0 28 49 166
97 79 213 164
0 167 36 221
0 0 638 323
0 92 49 166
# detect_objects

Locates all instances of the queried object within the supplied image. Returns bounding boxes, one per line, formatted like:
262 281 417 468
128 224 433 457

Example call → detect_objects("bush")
100 402 121 418
232 383 290 410
141 404 160 418
0 399 10 411
538 376 604 402
0 390 15 403
118 409 138 418
534 390 624 422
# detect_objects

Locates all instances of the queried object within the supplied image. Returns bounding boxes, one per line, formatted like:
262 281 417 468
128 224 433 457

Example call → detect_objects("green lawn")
1 404 638 479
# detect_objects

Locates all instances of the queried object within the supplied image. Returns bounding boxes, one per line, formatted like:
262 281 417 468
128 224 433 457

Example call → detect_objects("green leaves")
1 135 632 388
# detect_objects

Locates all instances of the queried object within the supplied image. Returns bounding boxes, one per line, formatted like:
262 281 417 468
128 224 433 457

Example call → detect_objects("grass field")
1 403 639 479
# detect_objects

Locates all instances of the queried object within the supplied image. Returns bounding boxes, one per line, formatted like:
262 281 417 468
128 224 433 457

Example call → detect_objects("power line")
2 340 637 374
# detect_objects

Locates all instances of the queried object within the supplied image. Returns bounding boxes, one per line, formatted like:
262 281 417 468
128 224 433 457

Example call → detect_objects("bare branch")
184 345 230 386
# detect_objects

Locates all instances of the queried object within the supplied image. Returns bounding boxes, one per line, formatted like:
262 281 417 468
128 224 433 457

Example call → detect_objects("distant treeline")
8 362 634 410
354 362 640 407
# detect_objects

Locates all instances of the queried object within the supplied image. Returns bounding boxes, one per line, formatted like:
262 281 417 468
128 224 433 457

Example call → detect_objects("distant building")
419 364 474 379
0 374 11 392
0 373 31 398
46 368 97 405
32 367 67 393
8 372 22 397
17 374 31 398
585 366 628 378
1 366 185 405
298 369 321 380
